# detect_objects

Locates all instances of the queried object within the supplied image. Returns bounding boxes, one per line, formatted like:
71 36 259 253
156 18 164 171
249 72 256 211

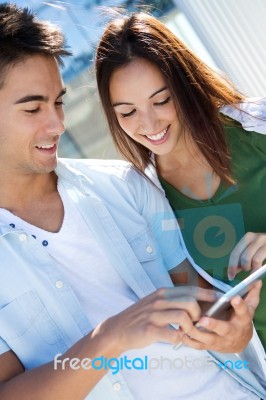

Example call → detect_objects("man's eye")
25 108 40 114
155 97 171 106
120 109 136 118
55 100 65 107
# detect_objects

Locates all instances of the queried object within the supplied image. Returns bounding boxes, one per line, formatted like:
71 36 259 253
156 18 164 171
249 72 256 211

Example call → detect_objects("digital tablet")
203 264 266 320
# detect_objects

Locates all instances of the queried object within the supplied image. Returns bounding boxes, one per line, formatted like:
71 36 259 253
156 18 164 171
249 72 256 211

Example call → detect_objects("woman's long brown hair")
95 12 245 184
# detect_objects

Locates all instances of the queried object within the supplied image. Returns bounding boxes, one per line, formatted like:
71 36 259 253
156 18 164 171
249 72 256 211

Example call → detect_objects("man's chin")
32 159 58 175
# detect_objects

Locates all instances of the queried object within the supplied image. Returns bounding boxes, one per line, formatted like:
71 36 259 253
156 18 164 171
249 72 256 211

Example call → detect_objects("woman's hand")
177 280 262 353
228 232 266 280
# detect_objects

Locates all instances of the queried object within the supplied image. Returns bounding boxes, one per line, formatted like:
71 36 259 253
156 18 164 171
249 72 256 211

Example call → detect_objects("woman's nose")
139 110 157 135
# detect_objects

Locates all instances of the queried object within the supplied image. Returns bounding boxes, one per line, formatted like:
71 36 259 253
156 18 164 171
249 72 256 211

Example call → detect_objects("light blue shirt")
0 158 265 399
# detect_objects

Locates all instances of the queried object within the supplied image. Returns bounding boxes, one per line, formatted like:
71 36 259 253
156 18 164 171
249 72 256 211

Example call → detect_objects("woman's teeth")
36 144 54 149
146 128 167 141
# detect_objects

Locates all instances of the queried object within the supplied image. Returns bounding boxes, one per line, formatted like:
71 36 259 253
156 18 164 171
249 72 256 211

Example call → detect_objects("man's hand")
97 286 218 354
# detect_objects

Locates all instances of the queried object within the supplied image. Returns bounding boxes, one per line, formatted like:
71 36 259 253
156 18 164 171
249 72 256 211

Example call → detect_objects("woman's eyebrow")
149 86 167 99
113 87 168 107
113 101 134 107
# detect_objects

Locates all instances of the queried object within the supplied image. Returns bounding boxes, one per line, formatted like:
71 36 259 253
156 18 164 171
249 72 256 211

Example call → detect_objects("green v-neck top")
159 121 266 347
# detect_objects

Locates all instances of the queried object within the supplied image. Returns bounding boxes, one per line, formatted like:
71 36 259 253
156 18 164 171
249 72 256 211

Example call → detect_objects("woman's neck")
156 141 220 201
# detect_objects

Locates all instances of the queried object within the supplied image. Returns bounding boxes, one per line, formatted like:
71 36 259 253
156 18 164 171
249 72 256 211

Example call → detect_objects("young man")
0 3 265 399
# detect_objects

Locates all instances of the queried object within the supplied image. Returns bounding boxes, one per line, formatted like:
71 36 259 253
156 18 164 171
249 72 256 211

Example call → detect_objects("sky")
3 1 125 56
3 1 209 82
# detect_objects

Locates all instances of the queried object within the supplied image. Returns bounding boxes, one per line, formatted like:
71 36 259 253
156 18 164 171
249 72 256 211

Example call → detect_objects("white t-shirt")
0 182 258 400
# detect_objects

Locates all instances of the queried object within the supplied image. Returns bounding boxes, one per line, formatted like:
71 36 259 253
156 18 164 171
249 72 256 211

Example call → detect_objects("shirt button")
55 280 64 289
146 245 153 254
19 233 27 242
9 223 15 228
112 382 121 391
42 240 48 246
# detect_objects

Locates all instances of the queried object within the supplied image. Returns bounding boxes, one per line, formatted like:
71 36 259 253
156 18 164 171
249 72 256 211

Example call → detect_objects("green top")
159 120 266 347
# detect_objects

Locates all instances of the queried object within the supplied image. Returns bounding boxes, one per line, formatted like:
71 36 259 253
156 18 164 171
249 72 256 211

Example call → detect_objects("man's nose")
46 109 65 136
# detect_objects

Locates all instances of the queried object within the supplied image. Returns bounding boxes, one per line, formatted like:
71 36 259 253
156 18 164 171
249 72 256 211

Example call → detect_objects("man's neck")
0 171 57 209
0 172 64 232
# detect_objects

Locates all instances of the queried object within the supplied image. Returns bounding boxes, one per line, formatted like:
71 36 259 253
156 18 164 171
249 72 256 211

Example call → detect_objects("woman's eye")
155 97 171 106
120 109 136 118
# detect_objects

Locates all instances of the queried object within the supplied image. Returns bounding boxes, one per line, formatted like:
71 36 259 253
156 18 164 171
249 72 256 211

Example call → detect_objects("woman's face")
109 58 183 157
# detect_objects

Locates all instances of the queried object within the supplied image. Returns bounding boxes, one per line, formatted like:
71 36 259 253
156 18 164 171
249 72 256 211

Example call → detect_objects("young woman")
95 12 266 347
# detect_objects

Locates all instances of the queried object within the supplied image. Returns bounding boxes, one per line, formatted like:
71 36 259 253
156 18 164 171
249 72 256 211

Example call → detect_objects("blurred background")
8 0 266 159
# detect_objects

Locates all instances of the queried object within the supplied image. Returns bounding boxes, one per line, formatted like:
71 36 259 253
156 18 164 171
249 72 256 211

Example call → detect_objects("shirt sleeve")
127 168 187 271
220 97 266 135
0 337 10 355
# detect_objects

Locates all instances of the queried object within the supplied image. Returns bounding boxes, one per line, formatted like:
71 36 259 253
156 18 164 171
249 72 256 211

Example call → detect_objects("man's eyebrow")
58 88 67 99
15 88 67 104
113 87 168 107
15 94 48 104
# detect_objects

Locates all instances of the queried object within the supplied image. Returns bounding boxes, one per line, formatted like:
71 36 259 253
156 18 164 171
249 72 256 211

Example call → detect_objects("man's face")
0 54 66 177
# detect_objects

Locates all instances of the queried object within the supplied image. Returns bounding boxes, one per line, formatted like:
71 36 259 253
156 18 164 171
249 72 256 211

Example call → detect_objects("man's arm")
0 351 24 381
0 327 121 400
0 286 216 399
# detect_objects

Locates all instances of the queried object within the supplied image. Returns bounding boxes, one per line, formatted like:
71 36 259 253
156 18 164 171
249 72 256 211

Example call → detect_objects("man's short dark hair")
0 2 72 88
